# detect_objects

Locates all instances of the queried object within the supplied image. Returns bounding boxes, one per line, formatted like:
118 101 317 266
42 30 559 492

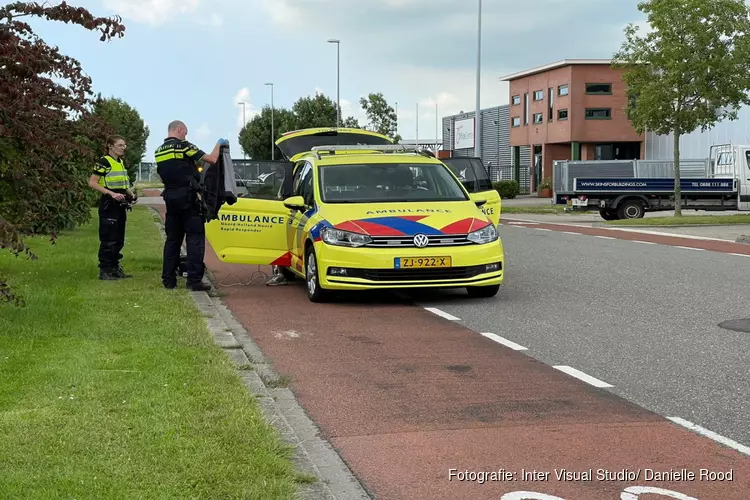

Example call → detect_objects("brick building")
499 59 645 192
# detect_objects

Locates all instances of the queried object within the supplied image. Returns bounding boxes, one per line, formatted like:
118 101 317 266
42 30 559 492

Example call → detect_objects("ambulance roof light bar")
310 144 422 153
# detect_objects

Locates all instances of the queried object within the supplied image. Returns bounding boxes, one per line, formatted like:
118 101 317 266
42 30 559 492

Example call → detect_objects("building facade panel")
442 106 531 192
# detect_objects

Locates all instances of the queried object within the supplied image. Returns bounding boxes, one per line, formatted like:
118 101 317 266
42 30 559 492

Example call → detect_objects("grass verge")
0 206 302 499
501 204 567 214
605 214 750 226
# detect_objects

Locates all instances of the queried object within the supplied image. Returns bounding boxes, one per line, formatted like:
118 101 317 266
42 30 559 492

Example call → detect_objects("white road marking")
562 231 581 235
480 332 527 350
667 417 750 457
502 217 738 242
534 228 551 232
423 307 460 321
633 240 656 245
553 365 613 388
675 246 704 251
729 253 750 257
595 235 615 240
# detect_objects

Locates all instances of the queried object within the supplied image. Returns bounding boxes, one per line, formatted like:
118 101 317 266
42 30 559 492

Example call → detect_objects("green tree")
238 106 297 160
91 95 150 182
238 91 362 159
0 1 125 306
359 92 401 142
612 0 750 216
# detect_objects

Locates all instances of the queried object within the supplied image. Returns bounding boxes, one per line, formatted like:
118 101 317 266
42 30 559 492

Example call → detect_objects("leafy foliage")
492 180 520 199
238 91 400 160
613 0 750 215
0 1 126 305
359 92 401 142
90 95 150 182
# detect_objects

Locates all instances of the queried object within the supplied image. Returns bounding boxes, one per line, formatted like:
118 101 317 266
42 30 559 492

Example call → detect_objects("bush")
493 180 519 199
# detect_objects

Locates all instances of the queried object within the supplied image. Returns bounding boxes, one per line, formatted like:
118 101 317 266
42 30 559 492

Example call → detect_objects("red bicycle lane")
147 201 750 499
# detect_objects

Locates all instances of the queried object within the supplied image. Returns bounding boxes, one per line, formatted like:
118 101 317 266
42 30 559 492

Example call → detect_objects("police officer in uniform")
155 120 226 291
89 134 136 280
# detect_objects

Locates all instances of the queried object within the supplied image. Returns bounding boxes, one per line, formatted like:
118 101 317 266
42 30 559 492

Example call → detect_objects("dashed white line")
562 231 581 235
633 240 656 245
553 365 614 388
675 246 704 251
667 417 750 457
480 332 527 351
534 228 551 232
729 253 750 257
596 235 616 240
423 307 460 321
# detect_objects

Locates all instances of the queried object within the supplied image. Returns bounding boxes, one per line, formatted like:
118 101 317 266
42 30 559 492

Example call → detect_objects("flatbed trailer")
568 177 738 220
553 144 750 220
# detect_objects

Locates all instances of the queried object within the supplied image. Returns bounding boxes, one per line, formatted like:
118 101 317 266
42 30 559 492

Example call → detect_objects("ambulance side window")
300 167 315 206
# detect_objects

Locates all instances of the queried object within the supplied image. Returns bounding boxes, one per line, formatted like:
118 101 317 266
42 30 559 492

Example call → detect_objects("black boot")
99 269 120 280
114 265 133 279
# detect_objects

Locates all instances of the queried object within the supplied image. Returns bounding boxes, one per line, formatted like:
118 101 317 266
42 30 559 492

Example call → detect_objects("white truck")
553 144 750 220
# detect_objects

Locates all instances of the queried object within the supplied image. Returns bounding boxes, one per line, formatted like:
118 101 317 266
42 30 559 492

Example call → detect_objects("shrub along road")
184 207 750 499
0 206 302 499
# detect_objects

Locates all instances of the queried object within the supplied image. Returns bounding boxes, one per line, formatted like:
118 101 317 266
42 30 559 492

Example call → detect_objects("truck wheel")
599 209 619 220
617 200 645 219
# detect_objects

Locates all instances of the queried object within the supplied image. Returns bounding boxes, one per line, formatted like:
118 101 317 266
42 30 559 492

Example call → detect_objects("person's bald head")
168 120 187 140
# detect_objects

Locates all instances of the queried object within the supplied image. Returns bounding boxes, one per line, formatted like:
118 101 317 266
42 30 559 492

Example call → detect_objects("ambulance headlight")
467 224 498 244
320 228 372 247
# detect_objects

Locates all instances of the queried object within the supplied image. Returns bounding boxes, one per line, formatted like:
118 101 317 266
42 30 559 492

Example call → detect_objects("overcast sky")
28 0 648 161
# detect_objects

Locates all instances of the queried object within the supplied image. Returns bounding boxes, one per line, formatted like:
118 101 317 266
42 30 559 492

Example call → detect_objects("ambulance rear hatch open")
275 127 395 162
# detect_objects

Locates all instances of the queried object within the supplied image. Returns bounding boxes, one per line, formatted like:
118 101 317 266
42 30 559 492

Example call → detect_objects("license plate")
572 198 588 206
394 256 452 268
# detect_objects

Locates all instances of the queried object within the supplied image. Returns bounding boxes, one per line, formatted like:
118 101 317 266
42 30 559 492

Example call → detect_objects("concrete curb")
145 206 371 500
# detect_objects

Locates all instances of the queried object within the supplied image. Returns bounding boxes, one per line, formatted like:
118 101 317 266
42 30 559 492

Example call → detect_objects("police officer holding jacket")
89 134 136 280
155 120 226 291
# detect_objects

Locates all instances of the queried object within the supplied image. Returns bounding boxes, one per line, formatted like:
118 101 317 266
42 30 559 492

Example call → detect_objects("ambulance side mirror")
283 195 307 211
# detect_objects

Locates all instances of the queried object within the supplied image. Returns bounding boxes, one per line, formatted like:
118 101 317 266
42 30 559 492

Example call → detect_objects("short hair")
168 120 186 131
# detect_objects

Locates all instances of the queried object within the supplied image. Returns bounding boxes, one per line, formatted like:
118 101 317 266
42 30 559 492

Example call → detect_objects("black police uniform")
93 155 133 280
155 137 210 291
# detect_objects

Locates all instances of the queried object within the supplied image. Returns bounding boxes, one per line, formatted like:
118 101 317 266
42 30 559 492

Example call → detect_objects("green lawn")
606 214 750 226
501 204 567 214
0 206 302 499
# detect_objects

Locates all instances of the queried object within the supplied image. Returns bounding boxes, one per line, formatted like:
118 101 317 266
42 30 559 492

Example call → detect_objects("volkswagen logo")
413 234 429 248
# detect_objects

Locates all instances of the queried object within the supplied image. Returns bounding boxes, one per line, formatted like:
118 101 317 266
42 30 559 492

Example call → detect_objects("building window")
512 95 521 105
558 84 568 96
533 90 543 101
511 116 521 127
548 87 554 122
557 109 568 120
585 108 611 119
585 83 612 94
533 113 543 124
524 93 529 124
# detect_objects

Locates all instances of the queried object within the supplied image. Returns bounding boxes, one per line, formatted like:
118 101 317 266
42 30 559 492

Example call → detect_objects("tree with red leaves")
0 1 126 306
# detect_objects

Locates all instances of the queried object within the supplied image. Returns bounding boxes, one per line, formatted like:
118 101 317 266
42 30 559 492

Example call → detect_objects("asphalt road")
414 223 750 450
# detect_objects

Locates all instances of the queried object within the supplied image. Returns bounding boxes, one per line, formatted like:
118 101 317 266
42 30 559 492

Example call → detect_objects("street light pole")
416 103 419 146
435 102 438 153
395 101 398 138
265 82 274 160
238 101 247 159
475 0 482 160
327 39 340 128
